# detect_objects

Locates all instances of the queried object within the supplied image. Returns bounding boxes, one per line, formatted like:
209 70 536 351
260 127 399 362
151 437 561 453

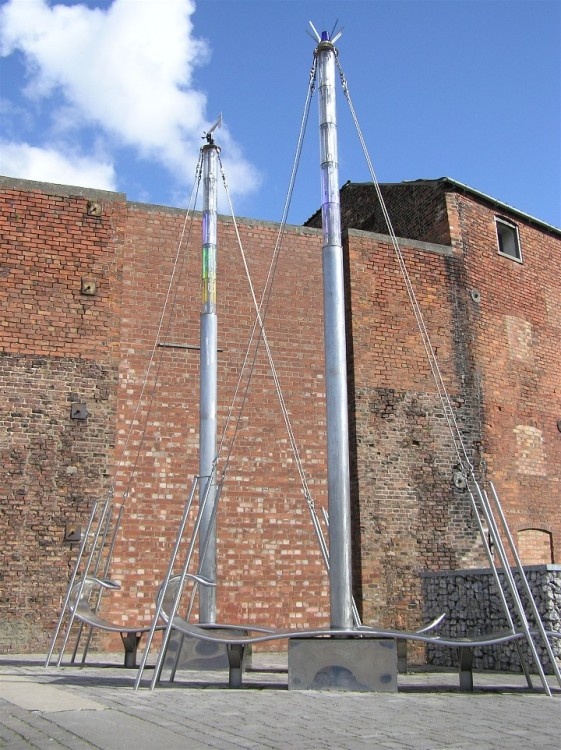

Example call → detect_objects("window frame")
495 216 522 262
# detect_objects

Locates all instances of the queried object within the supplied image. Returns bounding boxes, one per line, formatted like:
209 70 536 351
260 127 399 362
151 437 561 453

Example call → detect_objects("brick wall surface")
1 176 559 656
345 231 486 630
0 184 125 651
307 181 452 246
105 207 331 638
517 529 554 565
446 192 561 564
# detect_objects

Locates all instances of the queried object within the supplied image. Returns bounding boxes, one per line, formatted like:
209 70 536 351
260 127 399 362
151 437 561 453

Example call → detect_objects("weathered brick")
1 176 559 657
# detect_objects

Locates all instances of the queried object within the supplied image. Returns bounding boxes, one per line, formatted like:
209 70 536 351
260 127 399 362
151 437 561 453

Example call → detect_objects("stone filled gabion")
421 566 561 674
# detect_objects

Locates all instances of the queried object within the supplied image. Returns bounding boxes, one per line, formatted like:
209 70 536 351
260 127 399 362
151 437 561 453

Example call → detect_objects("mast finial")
308 21 344 47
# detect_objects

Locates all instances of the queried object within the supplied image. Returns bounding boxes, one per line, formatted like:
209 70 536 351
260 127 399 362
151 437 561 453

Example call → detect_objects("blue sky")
1 0 560 227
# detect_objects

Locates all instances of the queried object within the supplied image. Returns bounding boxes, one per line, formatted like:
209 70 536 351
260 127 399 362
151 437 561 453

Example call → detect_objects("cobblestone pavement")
1 654 560 749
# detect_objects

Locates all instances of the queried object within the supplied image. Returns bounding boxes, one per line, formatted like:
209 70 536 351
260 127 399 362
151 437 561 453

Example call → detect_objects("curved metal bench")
161 614 529 690
69 576 164 667
155 576 560 691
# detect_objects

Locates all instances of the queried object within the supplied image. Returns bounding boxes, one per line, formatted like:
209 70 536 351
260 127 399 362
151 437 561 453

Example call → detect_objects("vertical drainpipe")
199 135 219 623
316 30 354 630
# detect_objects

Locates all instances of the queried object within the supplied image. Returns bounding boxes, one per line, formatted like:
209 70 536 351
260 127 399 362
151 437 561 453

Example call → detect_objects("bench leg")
121 633 142 669
397 640 408 674
227 644 246 688
458 647 474 692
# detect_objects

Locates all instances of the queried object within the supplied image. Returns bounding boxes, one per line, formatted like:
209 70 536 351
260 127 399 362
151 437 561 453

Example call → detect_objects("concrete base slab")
288 638 397 692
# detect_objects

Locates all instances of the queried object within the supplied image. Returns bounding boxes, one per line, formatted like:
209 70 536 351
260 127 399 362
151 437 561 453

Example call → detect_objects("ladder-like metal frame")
467 477 560 696
45 496 118 667
72 504 125 665
134 471 221 690
46 470 219 681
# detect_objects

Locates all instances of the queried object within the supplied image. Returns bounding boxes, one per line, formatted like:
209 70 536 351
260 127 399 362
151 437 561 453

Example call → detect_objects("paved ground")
1 653 560 749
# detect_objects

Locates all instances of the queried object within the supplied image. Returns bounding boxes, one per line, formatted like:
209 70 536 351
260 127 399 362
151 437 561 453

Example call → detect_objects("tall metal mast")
198 118 221 623
314 26 354 630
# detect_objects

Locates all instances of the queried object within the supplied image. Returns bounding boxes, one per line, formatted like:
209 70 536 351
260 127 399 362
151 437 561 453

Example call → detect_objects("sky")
1 0 560 228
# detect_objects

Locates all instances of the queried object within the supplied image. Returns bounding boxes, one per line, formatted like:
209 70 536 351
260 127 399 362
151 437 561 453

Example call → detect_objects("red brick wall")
447 192 561 565
307 181 452 245
105 206 331 636
1 177 559 655
516 529 554 565
346 230 486 630
0 182 126 651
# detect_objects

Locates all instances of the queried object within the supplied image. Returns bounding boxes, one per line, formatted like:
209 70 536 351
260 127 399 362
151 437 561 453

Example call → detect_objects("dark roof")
304 177 561 241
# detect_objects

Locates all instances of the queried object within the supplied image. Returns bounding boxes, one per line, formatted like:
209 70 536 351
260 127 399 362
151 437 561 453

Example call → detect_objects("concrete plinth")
288 638 397 692
164 630 252 671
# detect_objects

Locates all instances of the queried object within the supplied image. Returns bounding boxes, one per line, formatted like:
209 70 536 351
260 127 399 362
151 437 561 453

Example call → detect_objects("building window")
496 217 522 261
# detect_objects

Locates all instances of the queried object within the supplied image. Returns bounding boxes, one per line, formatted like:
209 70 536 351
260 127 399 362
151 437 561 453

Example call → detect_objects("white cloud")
0 0 260 200
0 140 116 190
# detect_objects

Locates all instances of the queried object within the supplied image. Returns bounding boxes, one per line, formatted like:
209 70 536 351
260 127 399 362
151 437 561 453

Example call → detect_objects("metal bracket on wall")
453 471 468 489
81 278 97 295
64 524 82 544
86 201 102 217
70 403 89 421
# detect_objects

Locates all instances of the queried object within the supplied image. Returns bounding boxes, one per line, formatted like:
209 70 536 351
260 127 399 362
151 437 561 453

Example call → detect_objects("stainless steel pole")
316 31 353 630
198 137 219 623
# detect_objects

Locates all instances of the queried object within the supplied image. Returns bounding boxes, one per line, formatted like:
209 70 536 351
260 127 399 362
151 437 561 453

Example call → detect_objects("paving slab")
0 654 559 750
1 674 106 713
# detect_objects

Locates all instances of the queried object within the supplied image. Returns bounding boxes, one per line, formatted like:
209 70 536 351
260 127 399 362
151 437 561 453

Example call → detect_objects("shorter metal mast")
198 117 221 623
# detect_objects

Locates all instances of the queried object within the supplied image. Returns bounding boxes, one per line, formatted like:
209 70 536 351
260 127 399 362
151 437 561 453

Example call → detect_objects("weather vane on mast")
203 113 222 145
307 19 344 44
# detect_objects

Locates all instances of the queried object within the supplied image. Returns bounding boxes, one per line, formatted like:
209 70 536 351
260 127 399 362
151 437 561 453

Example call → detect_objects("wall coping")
0 175 460 249
0 175 126 202
127 199 323 235
0 174 324 236
420 564 561 577
345 227 455 257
